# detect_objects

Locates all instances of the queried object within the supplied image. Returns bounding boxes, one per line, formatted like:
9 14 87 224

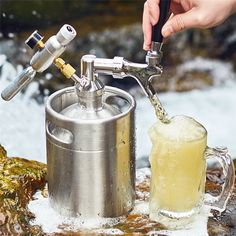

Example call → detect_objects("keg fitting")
76 55 104 111
1 24 81 101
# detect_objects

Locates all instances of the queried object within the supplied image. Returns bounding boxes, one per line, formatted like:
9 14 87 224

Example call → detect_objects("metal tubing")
1 66 36 101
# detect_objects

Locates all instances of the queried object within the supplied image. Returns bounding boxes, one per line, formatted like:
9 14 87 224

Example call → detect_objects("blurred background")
0 0 236 165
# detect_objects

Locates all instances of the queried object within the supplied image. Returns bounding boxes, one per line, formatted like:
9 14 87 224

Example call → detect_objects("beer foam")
152 115 206 142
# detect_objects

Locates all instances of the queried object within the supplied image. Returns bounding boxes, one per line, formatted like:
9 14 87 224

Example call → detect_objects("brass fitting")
36 40 45 49
54 58 76 79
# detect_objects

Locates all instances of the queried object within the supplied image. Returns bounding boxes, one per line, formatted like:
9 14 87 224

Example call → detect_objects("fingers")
142 0 197 49
142 0 160 50
143 0 234 41
161 8 198 38
142 2 152 50
146 0 160 25
170 1 185 15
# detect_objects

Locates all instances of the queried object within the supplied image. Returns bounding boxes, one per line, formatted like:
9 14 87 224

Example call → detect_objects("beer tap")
91 0 171 121
1 0 170 122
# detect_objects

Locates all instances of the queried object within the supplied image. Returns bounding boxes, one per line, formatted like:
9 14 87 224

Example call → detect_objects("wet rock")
173 70 213 92
1 1 144 37
0 145 47 234
0 212 6 226
207 169 236 236
0 145 7 158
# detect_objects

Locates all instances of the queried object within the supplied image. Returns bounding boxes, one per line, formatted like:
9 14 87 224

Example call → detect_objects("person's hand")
143 0 236 50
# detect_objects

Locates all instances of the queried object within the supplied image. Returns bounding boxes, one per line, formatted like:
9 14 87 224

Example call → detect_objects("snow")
0 55 236 163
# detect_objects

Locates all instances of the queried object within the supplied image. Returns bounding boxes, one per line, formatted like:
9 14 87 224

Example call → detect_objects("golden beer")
149 116 207 220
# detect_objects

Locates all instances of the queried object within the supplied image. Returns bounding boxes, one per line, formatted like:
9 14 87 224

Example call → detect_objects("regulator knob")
25 30 44 49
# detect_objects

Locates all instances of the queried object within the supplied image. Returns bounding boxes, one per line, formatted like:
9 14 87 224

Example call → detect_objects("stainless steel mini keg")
1 23 167 218
46 55 136 217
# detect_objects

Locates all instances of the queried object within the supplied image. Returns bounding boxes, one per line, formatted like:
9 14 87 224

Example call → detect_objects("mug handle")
204 147 235 214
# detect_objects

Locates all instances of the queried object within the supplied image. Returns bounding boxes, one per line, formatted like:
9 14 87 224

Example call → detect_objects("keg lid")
60 88 125 120
59 54 132 121
46 86 135 122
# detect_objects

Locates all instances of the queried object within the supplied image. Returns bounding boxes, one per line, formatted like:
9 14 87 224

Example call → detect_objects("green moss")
0 145 47 234
0 145 7 159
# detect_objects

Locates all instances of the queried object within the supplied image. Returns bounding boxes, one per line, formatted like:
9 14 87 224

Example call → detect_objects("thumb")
161 8 199 37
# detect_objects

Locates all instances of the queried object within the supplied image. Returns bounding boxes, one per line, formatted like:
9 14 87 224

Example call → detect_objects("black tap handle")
152 0 171 43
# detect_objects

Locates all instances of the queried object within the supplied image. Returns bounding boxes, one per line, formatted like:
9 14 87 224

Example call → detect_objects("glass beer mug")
149 115 235 228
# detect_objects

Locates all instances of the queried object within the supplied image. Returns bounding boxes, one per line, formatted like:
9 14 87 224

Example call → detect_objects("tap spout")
94 57 162 98
94 56 168 121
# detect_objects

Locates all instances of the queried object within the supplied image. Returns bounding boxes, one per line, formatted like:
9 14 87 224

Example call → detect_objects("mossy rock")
0 145 7 159
0 144 47 234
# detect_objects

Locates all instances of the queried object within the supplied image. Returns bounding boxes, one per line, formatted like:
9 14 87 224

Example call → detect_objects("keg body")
46 86 136 217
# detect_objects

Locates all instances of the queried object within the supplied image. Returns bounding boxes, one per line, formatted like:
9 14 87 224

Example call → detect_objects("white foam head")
152 115 206 142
